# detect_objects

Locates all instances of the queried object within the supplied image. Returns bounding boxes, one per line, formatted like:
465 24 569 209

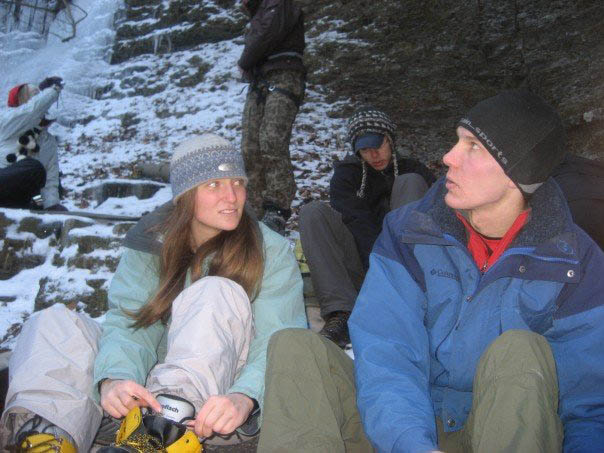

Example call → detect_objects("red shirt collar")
456 209 531 273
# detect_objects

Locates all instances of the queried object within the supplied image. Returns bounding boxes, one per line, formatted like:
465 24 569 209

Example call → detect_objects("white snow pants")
0 276 254 451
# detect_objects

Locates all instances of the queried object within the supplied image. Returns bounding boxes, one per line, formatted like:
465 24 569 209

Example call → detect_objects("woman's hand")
192 393 254 438
100 379 162 418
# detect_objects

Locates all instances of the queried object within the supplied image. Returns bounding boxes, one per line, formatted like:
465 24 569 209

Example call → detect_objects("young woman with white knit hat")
1 133 306 452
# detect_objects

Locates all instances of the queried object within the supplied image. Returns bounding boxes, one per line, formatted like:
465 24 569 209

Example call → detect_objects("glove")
39 76 64 91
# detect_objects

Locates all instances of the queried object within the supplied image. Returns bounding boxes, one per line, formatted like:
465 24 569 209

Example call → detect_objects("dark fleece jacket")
330 153 436 270
238 0 306 76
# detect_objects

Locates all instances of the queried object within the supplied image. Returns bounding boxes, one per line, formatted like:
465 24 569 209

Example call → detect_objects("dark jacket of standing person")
238 0 306 78
330 154 436 270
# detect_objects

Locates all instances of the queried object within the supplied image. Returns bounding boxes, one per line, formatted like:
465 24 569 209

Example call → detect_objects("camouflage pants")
242 69 305 216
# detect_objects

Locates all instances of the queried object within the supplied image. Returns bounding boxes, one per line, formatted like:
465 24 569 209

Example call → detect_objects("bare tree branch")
51 0 87 42
0 0 57 14
0 0 87 42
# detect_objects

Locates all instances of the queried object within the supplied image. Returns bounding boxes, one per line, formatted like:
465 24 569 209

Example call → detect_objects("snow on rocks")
0 0 353 349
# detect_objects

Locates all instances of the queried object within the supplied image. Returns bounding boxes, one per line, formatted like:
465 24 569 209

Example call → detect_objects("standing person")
238 0 306 234
0 77 66 210
257 90 604 452
0 133 306 452
299 106 435 347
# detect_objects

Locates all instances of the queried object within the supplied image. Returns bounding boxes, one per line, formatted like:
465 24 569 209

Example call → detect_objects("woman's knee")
178 277 249 306
171 276 252 325
26 303 72 327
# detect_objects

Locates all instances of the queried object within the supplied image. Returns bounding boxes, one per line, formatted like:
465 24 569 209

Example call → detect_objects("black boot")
319 311 351 349
261 203 291 236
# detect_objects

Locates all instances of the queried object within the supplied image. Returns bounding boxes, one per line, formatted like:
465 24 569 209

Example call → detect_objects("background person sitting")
298 106 435 347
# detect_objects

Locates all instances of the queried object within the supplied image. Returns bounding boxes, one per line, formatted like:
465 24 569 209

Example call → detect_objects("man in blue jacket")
258 90 604 452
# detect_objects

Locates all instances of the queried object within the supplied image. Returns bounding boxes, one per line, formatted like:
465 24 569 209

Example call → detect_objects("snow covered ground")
0 0 350 349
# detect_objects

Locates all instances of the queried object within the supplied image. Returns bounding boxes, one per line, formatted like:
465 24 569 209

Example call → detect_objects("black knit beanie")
458 89 566 196
347 106 396 155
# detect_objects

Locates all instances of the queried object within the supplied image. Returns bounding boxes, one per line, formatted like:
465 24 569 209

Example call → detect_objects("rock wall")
111 0 246 64
108 0 603 163
303 0 603 162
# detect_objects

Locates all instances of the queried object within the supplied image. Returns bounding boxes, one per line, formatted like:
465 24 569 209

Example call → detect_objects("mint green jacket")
92 221 306 414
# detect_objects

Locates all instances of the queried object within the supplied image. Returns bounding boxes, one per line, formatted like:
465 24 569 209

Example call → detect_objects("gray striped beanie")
347 106 396 153
170 133 247 202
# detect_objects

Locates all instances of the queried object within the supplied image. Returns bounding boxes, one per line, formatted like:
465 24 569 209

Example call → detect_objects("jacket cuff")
236 401 261 437
228 382 262 409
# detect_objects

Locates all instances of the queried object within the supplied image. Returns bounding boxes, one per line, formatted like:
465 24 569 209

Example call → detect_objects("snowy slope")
0 0 351 348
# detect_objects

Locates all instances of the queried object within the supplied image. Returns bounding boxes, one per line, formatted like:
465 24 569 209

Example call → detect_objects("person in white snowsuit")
0 77 65 210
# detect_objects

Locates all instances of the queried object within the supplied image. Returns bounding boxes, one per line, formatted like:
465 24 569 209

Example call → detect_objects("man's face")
18 84 40 106
443 127 517 211
358 137 393 171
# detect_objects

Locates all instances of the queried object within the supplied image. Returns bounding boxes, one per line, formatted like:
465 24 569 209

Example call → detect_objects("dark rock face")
0 238 44 281
111 0 246 64
109 0 602 161
304 0 603 161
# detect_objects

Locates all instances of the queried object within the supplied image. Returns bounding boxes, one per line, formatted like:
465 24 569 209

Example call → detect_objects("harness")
267 51 303 61
250 78 303 108
248 51 305 108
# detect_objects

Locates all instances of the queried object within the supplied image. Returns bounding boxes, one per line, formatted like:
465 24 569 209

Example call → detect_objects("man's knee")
392 173 428 200
478 330 556 385
268 328 323 361
395 172 426 186
299 201 330 232
488 329 550 358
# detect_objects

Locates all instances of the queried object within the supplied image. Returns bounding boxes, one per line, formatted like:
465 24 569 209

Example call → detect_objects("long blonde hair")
131 188 264 328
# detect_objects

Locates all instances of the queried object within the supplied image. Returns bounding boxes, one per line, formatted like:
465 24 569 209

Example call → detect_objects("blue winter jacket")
349 177 604 453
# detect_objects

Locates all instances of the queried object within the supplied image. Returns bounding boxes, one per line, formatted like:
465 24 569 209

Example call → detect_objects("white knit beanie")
170 133 247 203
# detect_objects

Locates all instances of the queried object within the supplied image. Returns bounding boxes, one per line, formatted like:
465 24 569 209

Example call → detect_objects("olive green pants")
258 329 563 453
